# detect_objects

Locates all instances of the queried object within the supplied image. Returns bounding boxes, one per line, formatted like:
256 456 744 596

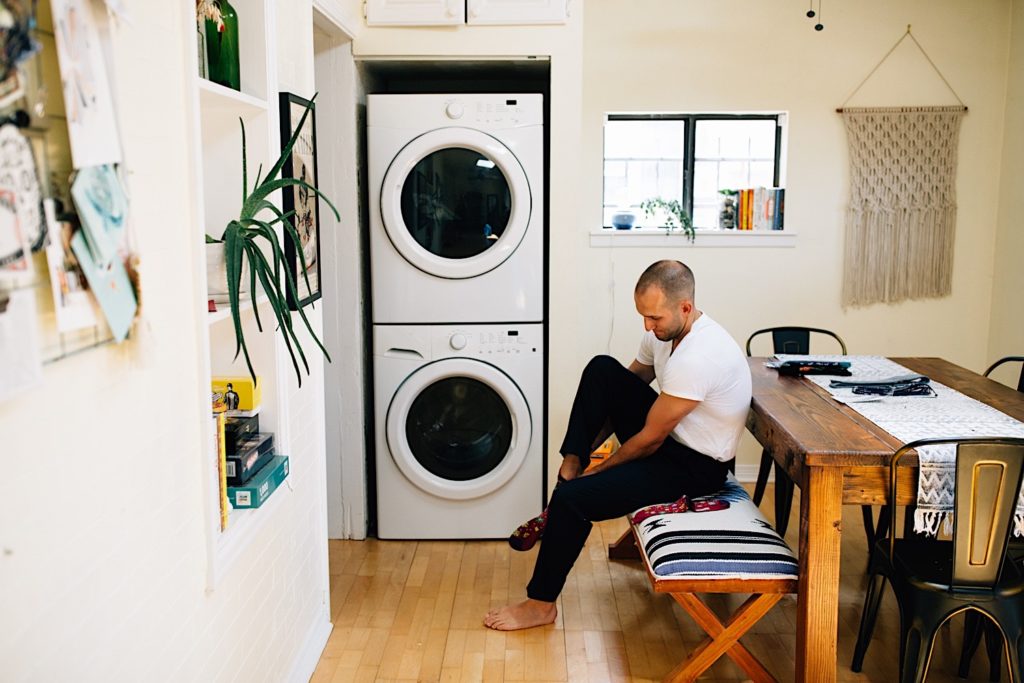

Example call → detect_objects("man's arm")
628 359 656 385
583 391 699 476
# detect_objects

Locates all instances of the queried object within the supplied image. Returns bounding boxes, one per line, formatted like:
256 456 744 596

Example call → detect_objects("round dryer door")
380 127 532 280
386 358 532 500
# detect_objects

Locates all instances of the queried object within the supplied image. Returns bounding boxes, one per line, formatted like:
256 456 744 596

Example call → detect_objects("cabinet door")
365 0 465 25
466 0 568 24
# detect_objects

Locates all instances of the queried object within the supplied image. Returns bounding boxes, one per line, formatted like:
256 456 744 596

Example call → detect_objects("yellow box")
211 376 262 412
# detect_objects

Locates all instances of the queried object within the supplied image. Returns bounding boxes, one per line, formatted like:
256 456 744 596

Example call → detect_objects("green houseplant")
207 96 339 387
640 197 695 242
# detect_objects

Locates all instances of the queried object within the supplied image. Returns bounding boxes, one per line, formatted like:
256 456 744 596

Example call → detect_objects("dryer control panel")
368 93 543 130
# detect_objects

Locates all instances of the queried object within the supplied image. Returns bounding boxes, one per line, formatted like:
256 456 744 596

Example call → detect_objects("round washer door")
386 358 532 500
380 127 532 279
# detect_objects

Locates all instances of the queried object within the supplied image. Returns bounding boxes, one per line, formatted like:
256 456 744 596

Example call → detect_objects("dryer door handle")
383 347 425 359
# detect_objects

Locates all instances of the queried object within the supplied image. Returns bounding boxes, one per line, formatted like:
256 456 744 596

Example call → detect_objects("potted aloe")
207 95 339 387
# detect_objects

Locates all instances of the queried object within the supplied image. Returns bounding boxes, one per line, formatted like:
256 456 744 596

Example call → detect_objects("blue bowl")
611 212 636 230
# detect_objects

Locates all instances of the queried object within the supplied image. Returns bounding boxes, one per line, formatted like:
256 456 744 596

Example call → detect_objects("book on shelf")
224 413 260 453
212 413 229 531
211 376 262 413
228 455 289 509
733 187 785 231
226 432 274 486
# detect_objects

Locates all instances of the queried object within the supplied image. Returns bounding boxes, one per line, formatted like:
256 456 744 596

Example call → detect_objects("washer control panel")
435 324 543 358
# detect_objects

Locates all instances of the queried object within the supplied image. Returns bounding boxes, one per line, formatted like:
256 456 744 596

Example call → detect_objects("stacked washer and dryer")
368 94 545 539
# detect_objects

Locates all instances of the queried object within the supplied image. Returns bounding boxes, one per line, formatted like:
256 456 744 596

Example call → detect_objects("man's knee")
582 354 621 379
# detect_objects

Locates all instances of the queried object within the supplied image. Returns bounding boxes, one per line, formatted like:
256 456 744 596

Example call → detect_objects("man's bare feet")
483 599 557 631
558 454 583 482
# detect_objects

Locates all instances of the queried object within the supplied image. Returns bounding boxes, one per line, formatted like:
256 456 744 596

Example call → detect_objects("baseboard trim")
288 618 333 683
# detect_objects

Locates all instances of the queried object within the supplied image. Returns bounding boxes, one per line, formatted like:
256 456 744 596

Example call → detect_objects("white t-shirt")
635 313 752 462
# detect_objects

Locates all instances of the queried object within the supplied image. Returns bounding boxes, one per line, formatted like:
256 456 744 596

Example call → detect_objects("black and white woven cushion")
632 474 798 580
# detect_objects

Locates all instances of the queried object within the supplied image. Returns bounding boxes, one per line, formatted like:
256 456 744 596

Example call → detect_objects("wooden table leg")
795 466 843 683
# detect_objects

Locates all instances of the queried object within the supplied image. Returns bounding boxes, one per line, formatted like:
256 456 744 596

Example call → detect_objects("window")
603 114 785 230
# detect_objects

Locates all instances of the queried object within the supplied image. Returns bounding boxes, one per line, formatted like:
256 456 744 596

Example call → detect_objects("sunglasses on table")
851 383 936 397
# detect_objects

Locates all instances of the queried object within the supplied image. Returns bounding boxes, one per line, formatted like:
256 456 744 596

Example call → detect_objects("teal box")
228 455 289 509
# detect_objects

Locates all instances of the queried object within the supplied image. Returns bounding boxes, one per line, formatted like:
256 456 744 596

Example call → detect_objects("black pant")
526 355 729 602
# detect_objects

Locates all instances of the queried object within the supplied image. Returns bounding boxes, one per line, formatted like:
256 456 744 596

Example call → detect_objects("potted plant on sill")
640 197 695 242
207 95 339 387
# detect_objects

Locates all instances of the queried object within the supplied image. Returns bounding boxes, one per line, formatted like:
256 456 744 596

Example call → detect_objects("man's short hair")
635 260 695 303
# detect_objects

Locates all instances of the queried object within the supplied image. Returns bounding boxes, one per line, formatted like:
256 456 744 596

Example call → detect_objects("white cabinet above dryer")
467 0 568 25
365 0 464 25
365 0 567 26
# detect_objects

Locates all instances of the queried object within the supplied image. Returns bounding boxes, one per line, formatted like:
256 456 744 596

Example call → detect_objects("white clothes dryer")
368 93 544 324
373 323 543 539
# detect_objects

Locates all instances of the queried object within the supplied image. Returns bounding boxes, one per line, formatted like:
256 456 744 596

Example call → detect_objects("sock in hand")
630 495 690 525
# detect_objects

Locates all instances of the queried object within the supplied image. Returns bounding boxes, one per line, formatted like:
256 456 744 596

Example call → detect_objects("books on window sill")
735 187 785 231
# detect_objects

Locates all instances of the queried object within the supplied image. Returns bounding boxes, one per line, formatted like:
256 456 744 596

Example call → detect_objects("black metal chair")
956 357 1024 681
745 327 878 540
850 437 1024 683
984 356 1024 393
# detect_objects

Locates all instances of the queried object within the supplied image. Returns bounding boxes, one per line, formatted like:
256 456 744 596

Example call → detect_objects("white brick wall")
0 2 330 681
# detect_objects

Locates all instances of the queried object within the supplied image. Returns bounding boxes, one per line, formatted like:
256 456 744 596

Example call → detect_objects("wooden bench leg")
608 528 641 560
665 592 783 683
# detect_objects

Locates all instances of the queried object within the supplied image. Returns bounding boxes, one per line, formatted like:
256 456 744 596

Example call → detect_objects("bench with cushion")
611 474 798 683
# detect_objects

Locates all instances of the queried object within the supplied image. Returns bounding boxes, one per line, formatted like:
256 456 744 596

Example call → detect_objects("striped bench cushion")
631 474 799 580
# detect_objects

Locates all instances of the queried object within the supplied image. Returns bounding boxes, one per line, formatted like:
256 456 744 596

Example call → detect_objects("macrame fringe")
914 508 952 537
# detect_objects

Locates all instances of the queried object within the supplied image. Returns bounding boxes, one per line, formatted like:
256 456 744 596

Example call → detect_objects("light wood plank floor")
312 486 1007 682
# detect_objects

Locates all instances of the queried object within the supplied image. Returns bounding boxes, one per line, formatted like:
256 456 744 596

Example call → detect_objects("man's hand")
583 392 699 475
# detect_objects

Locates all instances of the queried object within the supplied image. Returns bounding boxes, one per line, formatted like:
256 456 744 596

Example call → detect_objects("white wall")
0 2 331 680
580 0 1016 469
988 0 1024 383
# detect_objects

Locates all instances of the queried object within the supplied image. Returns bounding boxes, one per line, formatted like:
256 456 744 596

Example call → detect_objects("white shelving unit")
185 0 291 590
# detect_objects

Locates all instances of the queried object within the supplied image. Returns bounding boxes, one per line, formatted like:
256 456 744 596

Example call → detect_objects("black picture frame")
278 92 321 309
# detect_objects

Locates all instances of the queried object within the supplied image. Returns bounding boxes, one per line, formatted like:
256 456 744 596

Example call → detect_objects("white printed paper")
0 289 43 403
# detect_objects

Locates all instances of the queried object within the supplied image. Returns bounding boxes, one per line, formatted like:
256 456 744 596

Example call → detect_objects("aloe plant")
208 95 339 387
640 197 694 242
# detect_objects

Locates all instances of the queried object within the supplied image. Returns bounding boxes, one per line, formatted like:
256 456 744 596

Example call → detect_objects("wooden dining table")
746 356 1024 683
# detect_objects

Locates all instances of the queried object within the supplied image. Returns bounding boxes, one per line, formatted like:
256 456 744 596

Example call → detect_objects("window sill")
589 229 797 248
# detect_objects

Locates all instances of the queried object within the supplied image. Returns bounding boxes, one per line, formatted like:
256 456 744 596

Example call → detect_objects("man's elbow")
637 429 670 455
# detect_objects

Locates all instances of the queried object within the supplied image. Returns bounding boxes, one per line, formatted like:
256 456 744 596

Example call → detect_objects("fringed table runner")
776 355 1024 537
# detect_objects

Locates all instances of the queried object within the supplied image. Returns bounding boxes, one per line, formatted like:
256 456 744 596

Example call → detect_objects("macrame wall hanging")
837 26 967 307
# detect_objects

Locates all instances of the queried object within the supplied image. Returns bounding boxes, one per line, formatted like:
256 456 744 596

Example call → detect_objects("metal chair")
984 356 1024 393
956 357 1024 681
745 327 877 540
850 437 1024 683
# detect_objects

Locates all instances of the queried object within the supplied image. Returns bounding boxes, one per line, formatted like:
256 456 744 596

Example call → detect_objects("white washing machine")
374 323 543 539
368 93 544 324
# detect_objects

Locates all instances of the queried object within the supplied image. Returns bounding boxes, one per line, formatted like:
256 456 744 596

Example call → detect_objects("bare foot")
483 599 557 631
558 454 582 482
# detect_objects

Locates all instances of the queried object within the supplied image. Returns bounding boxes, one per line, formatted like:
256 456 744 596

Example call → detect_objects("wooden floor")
311 486 1007 682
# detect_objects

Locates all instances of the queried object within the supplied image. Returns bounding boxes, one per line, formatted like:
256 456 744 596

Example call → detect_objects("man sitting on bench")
484 259 753 631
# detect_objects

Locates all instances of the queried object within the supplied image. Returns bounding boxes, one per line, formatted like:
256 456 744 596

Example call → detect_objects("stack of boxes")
212 377 289 515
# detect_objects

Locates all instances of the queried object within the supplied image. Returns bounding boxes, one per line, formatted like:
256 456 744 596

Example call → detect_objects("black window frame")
603 113 784 228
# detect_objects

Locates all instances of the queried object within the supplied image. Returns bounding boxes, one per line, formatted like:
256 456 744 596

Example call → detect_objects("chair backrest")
745 326 848 357
888 437 1024 590
984 356 1024 393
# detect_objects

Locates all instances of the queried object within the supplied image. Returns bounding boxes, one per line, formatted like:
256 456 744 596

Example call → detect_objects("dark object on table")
776 360 852 377
851 436 1024 682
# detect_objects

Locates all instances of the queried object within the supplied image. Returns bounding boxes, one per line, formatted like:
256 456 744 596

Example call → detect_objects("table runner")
775 355 1024 537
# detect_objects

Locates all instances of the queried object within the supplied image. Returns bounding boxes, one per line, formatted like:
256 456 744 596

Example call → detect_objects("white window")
603 114 785 230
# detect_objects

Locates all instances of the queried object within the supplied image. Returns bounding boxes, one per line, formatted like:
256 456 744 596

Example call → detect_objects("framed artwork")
278 92 321 309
